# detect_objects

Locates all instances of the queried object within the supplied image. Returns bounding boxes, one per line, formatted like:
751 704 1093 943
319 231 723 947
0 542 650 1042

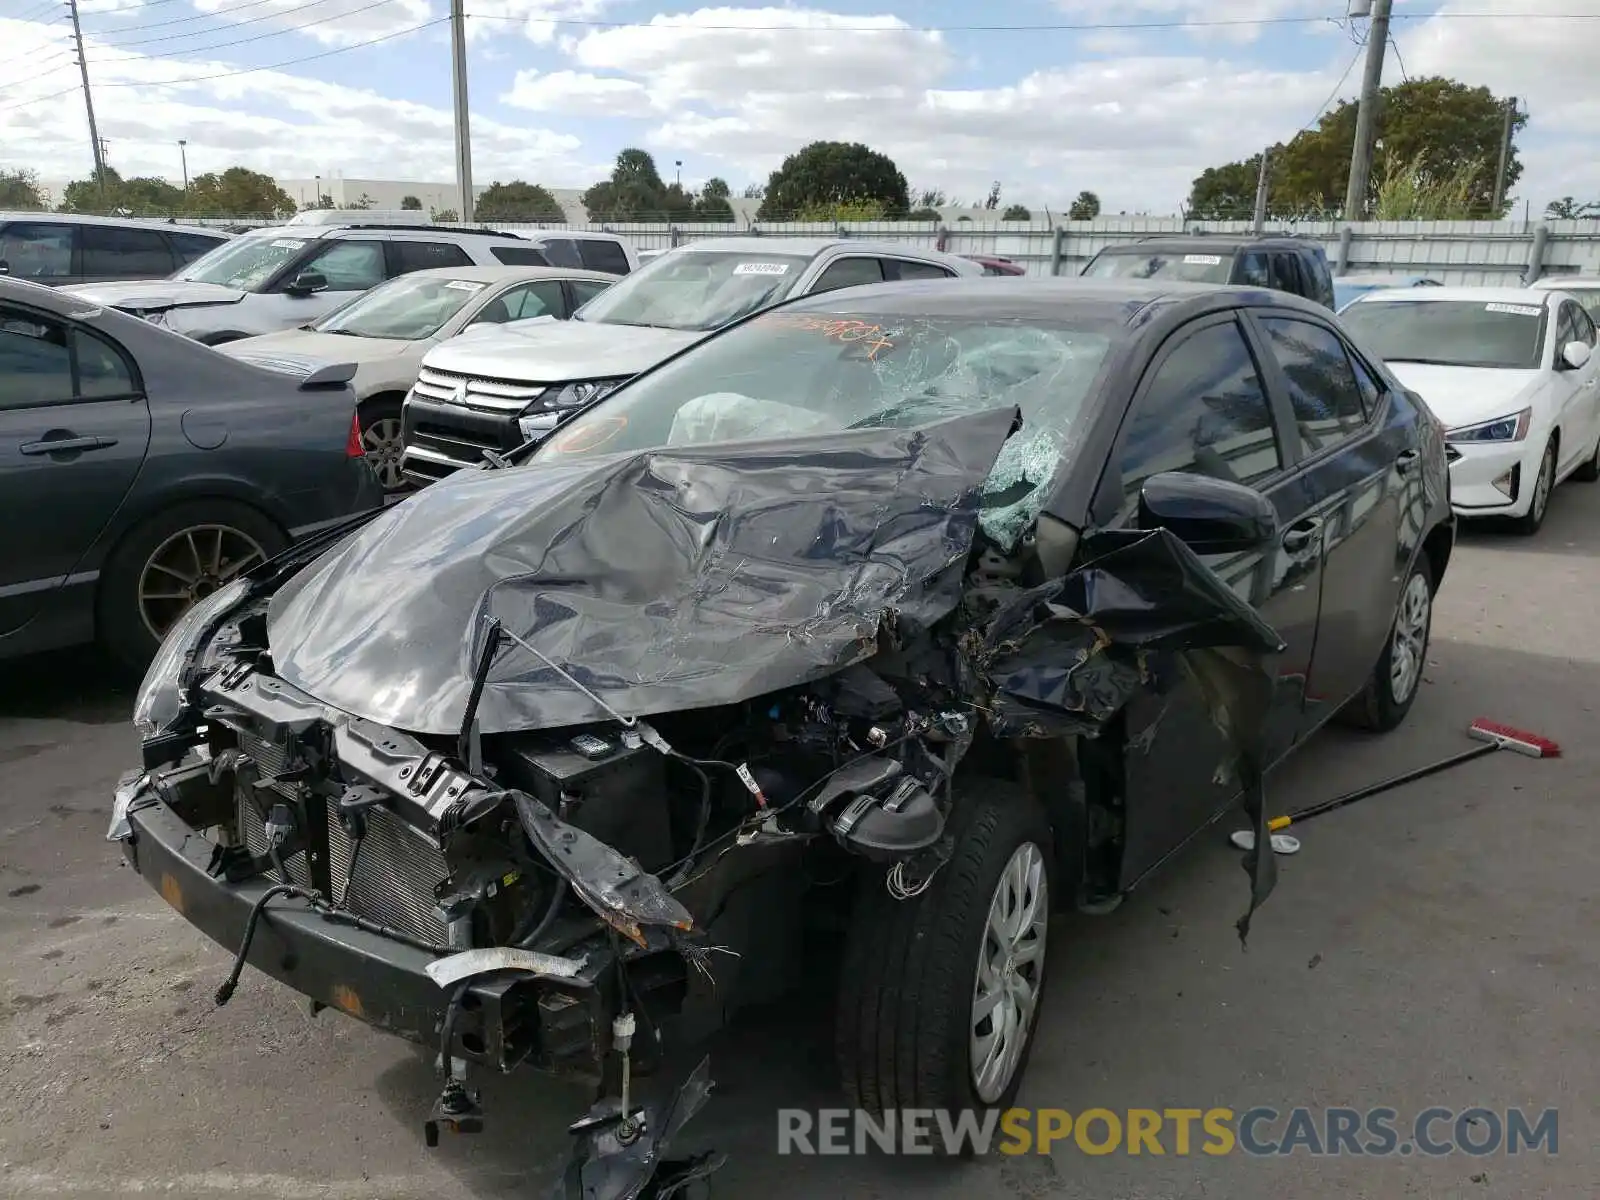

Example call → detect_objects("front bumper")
1446 439 1538 515
119 788 612 1074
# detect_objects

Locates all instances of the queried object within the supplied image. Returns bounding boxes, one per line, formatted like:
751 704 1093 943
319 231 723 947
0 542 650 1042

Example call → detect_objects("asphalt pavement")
3 484 1599 1200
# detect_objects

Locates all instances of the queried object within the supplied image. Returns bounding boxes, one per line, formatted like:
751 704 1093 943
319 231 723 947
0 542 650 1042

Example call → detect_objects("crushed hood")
265 408 1018 735
422 317 704 383
1385 363 1542 431
60 279 247 312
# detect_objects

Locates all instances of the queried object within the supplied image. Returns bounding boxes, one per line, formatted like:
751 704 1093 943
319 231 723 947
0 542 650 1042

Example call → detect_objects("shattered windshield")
534 307 1118 549
1083 249 1234 284
573 250 812 332
174 232 308 290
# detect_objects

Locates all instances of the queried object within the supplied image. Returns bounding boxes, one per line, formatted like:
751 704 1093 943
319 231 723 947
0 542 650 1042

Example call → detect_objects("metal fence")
186 215 1600 283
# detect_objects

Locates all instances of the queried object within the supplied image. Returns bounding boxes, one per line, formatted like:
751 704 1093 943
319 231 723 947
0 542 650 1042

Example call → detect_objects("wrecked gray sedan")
110 278 1453 1184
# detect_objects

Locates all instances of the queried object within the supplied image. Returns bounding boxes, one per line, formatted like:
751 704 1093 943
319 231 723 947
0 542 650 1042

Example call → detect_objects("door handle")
1395 448 1421 474
20 435 116 457
1282 516 1324 552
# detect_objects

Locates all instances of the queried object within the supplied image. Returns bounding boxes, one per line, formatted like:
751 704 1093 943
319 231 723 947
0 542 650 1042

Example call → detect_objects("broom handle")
1279 741 1501 827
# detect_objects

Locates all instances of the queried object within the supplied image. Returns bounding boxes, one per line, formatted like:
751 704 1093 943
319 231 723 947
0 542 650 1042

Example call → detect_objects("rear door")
1245 308 1406 730
1105 312 1322 885
80 224 178 283
0 301 152 635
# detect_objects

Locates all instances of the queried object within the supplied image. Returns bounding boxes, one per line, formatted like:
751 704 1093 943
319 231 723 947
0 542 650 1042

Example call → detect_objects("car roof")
397 264 618 284
0 211 227 235
1529 275 1600 290
1096 235 1319 253
1350 286 1557 306
1338 273 1437 285
672 236 962 259
521 229 628 243
233 222 523 242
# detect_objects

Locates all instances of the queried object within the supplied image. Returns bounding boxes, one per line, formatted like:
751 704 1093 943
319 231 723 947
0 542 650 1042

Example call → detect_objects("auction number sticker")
733 262 790 276
1184 254 1223 266
1485 302 1542 317
443 280 486 291
271 239 307 249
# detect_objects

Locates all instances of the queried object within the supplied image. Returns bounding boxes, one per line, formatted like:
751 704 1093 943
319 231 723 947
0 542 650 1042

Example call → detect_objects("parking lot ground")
3 486 1600 1200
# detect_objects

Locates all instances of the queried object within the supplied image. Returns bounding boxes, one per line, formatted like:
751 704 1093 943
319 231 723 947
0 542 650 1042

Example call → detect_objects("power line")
90 0 319 41
0 49 73 89
1298 43 1366 135
1388 35 1409 83
96 0 404 52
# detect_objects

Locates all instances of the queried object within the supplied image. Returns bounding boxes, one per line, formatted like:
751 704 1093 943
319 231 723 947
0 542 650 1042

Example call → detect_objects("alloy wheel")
138 524 267 641
362 416 406 492
1388 570 1431 705
971 841 1049 1104
1531 443 1555 524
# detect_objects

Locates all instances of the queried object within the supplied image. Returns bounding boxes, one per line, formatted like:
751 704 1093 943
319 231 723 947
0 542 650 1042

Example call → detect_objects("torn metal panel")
264 408 1018 736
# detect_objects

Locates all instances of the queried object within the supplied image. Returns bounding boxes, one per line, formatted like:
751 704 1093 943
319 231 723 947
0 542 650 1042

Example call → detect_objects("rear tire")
97 500 286 673
1337 552 1433 733
357 396 407 496
836 782 1054 1127
1510 436 1557 535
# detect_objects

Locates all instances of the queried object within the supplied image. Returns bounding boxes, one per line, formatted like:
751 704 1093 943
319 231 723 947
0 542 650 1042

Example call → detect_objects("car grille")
236 732 449 945
413 365 547 414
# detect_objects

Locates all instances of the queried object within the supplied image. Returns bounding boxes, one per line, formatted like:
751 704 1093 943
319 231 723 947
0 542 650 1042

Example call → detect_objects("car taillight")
345 410 364 458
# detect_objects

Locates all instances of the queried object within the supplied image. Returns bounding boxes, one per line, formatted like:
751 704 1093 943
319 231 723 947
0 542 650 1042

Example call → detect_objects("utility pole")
449 0 474 223
1252 149 1271 234
1491 97 1517 217
67 0 107 204
178 139 189 192
1342 0 1392 222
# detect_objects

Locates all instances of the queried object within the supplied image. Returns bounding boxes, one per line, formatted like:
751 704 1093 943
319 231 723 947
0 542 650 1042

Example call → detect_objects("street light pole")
178 139 188 192
675 160 682 187
450 0 474 223
1342 0 1392 221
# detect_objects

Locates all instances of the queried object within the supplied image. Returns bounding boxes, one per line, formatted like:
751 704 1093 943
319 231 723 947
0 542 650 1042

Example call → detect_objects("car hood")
221 329 412 371
60 279 246 311
1384 363 1543 430
263 408 1019 735
423 317 705 382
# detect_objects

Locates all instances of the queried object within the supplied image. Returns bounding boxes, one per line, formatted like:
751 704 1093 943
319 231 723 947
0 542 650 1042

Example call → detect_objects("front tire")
836 783 1054 1121
1510 436 1557 535
358 396 407 496
1338 552 1434 732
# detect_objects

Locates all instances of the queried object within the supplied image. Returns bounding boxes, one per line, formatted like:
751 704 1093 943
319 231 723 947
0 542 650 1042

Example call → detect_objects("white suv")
401 237 981 484
60 223 636 346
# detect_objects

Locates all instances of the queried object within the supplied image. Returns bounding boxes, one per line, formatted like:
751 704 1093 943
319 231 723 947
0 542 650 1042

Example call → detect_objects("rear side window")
167 231 225 265
0 306 136 408
0 222 75 280
809 257 885 294
535 238 583 268
577 238 630 275
81 224 175 277
1118 318 1281 504
889 259 954 281
392 240 473 273
1259 316 1368 452
491 246 551 266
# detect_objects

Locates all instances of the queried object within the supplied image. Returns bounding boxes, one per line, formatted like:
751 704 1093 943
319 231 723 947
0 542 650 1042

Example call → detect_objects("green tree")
907 207 942 221
582 148 692 220
186 167 295 217
914 186 946 209
691 176 735 221
757 141 909 221
58 167 125 214
1546 196 1600 220
118 176 186 214
1188 77 1524 220
0 168 46 210
1067 191 1101 220
797 198 888 222
431 207 458 222
400 194 423 210
475 180 567 222
1002 204 1031 221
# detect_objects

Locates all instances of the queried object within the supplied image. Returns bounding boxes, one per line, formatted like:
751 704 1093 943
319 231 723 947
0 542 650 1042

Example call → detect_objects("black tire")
357 395 408 496
97 500 287 673
1510 436 1557 536
1337 551 1434 733
836 782 1055 1124
1573 430 1600 483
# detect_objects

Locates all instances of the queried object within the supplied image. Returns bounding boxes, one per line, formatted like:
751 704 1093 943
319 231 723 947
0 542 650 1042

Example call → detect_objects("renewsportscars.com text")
777 1106 1559 1157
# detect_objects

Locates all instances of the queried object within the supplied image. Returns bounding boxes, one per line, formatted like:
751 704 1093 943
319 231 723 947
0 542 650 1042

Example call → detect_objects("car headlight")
533 378 628 414
131 579 250 738
1446 407 1531 444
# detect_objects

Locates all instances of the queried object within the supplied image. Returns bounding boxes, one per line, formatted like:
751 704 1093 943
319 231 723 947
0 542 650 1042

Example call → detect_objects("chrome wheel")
1388 570 1431 705
971 841 1048 1104
362 416 405 492
1530 443 1554 524
138 524 266 640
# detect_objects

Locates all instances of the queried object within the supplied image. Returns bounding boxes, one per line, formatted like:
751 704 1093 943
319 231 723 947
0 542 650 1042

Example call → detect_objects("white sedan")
1340 286 1600 534
220 265 616 493
1528 274 1600 323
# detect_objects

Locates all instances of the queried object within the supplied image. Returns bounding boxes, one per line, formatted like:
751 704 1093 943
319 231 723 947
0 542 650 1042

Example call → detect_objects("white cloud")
502 69 655 116
173 0 434 48
466 0 609 45
1050 0 1339 45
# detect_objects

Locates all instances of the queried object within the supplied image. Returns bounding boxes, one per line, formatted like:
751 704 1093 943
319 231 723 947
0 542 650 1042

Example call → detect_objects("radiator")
236 732 450 945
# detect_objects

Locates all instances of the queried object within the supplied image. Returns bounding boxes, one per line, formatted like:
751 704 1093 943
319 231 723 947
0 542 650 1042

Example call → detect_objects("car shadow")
0 646 134 725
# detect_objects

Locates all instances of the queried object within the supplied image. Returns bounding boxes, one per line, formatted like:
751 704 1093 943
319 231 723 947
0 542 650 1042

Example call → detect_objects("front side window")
0 222 75 281
810 258 885 294
1084 248 1236 284
175 232 309 290
573 250 812 332
1118 319 1281 504
471 280 565 325
570 278 612 308
1236 251 1270 288
313 273 488 339
1339 299 1545 370
1572 303 1598 346
1260 316 1368 452
300 240 386 291
1268 253 1301 295
81 225 174 277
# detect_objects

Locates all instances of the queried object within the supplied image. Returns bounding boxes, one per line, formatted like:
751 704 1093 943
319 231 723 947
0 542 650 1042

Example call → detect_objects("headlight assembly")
1446 407 1531 444
131 579 249 738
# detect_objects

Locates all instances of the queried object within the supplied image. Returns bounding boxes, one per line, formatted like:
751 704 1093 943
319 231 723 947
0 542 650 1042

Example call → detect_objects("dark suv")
1082 236 1336 309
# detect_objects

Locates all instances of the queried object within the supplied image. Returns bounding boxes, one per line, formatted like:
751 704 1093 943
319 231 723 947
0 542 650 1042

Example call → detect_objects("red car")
963 255 1027 276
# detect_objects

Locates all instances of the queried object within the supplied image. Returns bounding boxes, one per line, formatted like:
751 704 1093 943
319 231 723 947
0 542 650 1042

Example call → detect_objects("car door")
1552 300 1599 474
0 301 152 636
79 224 177 284
1105 312 1321 886
0 221 80 285
1246 309 1406 731
260 238 387 330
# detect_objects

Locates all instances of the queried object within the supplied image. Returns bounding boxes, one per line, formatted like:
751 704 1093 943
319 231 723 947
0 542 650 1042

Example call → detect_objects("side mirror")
286 270 328 296
1560 340 1592 371
1138 472 1277 556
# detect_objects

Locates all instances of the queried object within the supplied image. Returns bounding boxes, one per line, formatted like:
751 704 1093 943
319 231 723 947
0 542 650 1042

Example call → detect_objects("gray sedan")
0 275 383 669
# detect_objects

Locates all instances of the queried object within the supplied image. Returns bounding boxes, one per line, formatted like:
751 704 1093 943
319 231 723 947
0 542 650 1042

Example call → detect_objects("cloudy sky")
1 0 1596 215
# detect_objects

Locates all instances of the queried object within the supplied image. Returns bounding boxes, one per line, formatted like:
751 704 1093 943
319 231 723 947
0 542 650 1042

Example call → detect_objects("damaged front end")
112 407 1285 1189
